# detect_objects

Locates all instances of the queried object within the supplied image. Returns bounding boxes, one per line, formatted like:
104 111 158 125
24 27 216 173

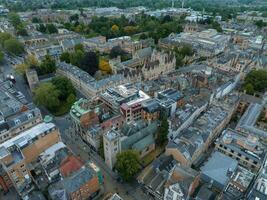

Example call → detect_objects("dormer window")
27 113 33 119
15 119 21 125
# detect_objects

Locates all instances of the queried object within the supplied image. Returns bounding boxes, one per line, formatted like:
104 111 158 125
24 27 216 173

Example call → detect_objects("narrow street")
61 125 153 200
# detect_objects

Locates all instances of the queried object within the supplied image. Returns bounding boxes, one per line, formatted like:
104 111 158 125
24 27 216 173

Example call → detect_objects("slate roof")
201 151 238 190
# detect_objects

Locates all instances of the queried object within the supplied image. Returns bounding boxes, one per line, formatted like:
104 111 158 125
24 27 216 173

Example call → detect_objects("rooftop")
0 122 56 159
201 151 238 190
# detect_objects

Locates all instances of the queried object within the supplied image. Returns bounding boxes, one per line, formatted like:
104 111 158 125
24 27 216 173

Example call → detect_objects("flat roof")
0 122 56 158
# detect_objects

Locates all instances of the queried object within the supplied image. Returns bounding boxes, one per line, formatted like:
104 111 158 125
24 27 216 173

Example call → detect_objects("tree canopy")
244 70 267 95
4 38 24 55
34 76 76 115
34 82 60 111
51 76 76 101
38 55 56 75
115 150 140 182
156 115 169 146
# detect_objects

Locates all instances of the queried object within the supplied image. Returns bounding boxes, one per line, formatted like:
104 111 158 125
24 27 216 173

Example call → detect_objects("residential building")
166 96 238 166
48 164 101 200
141 99 160 124
137 155 177 200
0 81 42 144
0 122 60 196
57 62 126 98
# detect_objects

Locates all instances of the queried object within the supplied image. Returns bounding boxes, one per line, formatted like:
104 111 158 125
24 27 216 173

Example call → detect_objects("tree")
99 58 112 74
139 33 148 40
60 52 71 63
0 32 12 47
212 21 223 32
16 55 39 75
8 12 21 28
16 24 28 36
99 136 104 159
51 76 76 101
38 55 56 75
66 93 76 105
70 50 85 67
244 83 255 95
4 38 24 55
156 115 169 146
115 150 140 182
74 43 84 52
110 46 127 59
111 24 119 32
255 20 267 28
46 24 58 34
244 70 267 93
179 44 194 57
69 14 79 22
32 17 42 23
0 51 4 63
37 24 46 33
34 82 60 111
79 51 99 76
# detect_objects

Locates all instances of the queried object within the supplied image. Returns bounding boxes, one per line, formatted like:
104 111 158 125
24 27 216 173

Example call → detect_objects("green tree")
16 24 28 36
244 83 255 95
34 82 60 111
66 93 76 105
99 136 104 159
70 50 84 67
16 55 39 75
156 115 169 146
38 55 56 75
8 12 21 28
37 24 46 33
32 17 42 23
60 52 71 63
0 32 12 47
0 51 4 63
244 70 267 93
179 44 194 57
51 76 76 101
115 150 140 182
74 43 84 52
4 38 24 55
255 20 267 28
46 24 58 34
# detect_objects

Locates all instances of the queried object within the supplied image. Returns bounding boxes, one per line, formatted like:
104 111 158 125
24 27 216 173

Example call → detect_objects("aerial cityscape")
0 0 266 200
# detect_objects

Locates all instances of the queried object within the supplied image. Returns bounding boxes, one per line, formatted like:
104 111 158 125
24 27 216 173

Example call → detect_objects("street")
62 124 153 200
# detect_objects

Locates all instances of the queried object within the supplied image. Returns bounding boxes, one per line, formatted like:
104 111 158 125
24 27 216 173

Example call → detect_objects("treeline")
64 14 184 42
2 0 266 13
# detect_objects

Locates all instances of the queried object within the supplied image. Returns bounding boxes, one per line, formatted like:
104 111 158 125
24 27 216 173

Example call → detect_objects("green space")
33 76 76 116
